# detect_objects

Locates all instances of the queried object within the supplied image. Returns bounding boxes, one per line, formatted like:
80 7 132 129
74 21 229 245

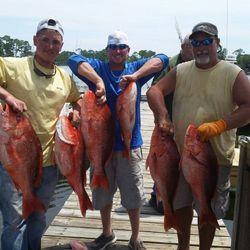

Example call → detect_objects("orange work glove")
197 119 227 141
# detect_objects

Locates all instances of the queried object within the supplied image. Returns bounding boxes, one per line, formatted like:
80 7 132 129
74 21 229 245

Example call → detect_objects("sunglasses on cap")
191 37 214 47
108 44 128 50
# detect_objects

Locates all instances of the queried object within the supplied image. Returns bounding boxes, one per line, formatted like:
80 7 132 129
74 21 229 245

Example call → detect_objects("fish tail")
79 190 93 217
164 213 181 234
22 196 46 219
91 174 109 191
199 211 220 229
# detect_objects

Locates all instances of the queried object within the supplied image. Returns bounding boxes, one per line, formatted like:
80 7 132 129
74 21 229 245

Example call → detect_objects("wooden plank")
48 215 230 237
42 236 231 250
44 227 230 248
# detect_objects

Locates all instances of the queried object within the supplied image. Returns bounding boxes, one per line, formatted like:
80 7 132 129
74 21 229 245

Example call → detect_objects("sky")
0 0 249 57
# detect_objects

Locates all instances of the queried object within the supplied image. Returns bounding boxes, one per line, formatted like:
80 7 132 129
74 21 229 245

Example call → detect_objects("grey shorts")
173 165 231 219
91 148 145 210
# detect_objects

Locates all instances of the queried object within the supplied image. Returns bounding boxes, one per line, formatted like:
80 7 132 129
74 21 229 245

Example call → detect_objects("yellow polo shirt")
173 60 242 166
0 56 80 167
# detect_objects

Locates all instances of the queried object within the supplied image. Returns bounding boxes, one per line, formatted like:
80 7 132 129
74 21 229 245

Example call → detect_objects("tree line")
0 35 156 65
0 35 249 74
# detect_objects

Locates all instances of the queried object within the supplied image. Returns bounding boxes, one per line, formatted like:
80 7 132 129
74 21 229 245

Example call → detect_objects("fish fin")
91 174 109 191
79 190 93 217
199 211 220 230
164 213 181 234
22 196 46 219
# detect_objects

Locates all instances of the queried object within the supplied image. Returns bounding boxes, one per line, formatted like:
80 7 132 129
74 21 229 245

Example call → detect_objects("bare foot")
69 240 88 250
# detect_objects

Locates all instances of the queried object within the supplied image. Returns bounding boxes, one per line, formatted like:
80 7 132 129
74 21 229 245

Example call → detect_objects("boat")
225 54 237 64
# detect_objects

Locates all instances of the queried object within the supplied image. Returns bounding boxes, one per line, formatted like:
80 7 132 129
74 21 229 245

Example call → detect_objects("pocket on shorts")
131 148 143 162
211 189 230 219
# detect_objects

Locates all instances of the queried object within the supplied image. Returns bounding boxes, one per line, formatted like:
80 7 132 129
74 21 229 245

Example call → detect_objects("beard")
195 51 210 65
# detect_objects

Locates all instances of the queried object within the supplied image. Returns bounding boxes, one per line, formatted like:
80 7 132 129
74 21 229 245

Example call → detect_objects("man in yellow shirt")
0 18 81 250
147 22 250 250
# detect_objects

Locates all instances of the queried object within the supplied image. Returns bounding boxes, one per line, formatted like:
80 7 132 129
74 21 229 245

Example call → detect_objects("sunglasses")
108 44 128 50
191 37 214 47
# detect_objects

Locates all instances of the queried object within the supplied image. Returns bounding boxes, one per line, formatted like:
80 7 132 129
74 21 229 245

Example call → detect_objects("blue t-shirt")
68 54 169 151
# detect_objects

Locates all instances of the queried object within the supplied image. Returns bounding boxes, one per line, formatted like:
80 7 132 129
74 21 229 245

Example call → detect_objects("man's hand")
5 95 27 112
197 119 227 141
156 120 174 139
70 98 82 127
119 74 138 90
95 80 106 104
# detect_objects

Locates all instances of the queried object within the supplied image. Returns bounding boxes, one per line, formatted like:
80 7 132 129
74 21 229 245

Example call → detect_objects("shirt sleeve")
134 53 169 85
68 54 103 91
153 53 169 70
65 74 81 103
0 57 8 88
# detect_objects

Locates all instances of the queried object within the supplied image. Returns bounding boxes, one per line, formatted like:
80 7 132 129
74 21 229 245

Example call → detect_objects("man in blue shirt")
68 30 168 250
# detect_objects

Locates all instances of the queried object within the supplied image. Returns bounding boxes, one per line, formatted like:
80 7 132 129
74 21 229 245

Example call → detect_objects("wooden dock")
42 101 232 250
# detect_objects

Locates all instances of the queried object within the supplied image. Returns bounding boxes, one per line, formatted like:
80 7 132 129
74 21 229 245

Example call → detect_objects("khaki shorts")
173 165 231 219
91 148 145 210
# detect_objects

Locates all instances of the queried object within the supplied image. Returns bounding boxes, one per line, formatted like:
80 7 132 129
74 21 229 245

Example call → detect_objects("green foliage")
55 51 74 65
233 48 245 58
217 46 227 60
0 35 33 57
0 34 158 65
79 49 108 62
237 54 250 74
128 50 156 62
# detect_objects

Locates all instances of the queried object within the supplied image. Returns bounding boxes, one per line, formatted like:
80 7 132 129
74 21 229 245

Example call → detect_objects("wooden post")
231 137 250 250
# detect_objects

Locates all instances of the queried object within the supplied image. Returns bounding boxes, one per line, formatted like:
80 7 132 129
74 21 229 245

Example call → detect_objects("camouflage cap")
189 22 218 39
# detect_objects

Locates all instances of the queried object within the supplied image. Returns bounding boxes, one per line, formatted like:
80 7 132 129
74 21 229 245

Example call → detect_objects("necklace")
33 59 56 79
109 63 127 80
110 69 124 79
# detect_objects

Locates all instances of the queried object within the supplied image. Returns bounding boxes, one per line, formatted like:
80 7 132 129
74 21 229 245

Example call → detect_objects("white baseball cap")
107 30 129 46
37 18 64 37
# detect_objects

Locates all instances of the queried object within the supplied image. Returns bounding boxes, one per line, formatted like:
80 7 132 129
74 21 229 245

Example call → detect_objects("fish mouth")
56 117 76 145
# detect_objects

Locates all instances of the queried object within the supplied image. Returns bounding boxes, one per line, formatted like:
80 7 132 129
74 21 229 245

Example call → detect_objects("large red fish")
181 124 219 229
81 91 114 190
55 115 93 217
69 240 88 250
146 125 180 233
116 81 137 159
0 103 45 219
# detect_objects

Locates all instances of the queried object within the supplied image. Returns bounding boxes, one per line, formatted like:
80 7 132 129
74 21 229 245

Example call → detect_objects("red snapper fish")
146 125 180 233
69 240 88 250
55 115 93 217
0 103 45 219
116 81 137 159
81 91 114 190
181 124 220 229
